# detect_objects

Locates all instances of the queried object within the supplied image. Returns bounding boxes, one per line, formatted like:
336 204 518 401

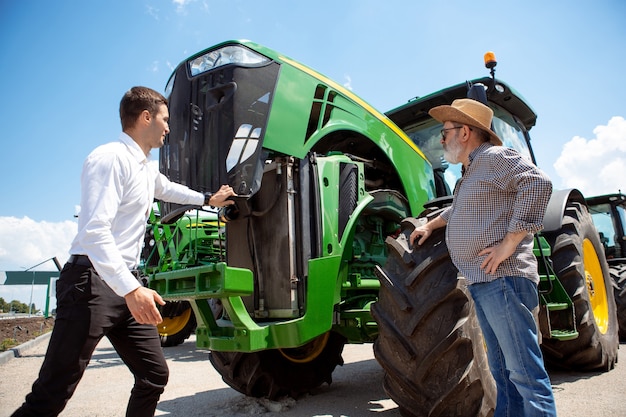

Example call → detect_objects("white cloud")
554 116 626 197
172 0 194 14
145 5 160 20
0 217 77 272
344 74 353 91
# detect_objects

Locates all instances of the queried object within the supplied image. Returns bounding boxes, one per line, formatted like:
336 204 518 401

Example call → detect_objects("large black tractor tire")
209 331 346 400
542 202 619 371
158 301 197 347
371 220 496 417
609 263 626 341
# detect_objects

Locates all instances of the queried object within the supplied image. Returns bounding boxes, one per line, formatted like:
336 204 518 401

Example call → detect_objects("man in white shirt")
12 86 235 417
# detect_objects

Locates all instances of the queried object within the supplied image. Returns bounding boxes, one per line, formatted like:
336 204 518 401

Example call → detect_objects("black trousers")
12 262 169 417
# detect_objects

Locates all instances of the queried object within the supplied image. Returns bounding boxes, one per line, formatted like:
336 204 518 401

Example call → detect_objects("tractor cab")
387 54 537 198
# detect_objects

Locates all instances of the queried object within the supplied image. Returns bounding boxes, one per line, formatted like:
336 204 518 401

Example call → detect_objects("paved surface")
0 335 624 416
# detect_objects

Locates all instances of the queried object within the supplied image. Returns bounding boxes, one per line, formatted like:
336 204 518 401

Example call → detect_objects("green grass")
0 338 18 352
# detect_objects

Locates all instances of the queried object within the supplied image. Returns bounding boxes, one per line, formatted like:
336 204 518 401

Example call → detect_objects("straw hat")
429 98 502 146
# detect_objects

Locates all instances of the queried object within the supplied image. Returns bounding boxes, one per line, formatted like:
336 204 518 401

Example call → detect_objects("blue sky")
1 0 625 288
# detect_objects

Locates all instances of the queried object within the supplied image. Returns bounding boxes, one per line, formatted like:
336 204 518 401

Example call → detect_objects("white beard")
443 138 462 164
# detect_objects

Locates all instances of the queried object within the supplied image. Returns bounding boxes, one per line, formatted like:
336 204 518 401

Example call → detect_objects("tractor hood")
159 43 281 216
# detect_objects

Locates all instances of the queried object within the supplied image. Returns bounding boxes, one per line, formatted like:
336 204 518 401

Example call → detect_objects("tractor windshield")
588 199 626 259
403 103 533 196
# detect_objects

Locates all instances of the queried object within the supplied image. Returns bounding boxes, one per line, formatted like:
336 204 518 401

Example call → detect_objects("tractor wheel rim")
278 332 330 364
582 238 609 334
158 307 192 336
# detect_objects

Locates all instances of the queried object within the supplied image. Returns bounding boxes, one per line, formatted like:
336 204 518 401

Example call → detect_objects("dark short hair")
475 127 492 143
119 86 167 130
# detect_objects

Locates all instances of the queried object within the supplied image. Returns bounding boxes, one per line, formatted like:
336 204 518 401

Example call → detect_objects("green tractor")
143 41 618 416
586 193 626 339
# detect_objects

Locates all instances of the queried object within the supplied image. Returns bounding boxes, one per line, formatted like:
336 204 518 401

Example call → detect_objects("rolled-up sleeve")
506 159 552 235
440 206 452 223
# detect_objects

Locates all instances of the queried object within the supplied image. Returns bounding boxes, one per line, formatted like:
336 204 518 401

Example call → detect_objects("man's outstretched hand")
409 215 447 246
208 185 237 207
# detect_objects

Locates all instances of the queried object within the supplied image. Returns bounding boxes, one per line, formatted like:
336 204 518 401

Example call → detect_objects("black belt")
68 254 93 267
67 255 144 284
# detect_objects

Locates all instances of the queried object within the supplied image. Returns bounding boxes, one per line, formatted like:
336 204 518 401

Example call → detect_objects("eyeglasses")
440 126 463 140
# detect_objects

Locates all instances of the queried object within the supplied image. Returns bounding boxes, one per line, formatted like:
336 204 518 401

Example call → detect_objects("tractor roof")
386 77 537 132
586 193 626 206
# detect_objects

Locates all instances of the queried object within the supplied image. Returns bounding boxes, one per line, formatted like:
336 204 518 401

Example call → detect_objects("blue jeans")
468 276 556 417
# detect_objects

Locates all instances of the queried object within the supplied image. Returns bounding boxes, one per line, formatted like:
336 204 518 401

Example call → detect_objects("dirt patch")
0 317 54 351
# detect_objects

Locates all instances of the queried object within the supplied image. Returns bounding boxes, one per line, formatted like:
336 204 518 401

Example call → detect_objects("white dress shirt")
69 132 204 297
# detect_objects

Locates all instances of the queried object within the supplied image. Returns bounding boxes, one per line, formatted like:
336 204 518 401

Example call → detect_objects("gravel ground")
0 335 623 416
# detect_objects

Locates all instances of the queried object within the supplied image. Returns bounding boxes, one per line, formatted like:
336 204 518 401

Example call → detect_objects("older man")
410 99 557 416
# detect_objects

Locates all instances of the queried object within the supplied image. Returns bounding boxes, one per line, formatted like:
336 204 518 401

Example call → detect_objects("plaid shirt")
440 143 552 285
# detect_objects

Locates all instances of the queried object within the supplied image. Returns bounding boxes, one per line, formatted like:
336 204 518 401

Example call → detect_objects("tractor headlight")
189 45 270 76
